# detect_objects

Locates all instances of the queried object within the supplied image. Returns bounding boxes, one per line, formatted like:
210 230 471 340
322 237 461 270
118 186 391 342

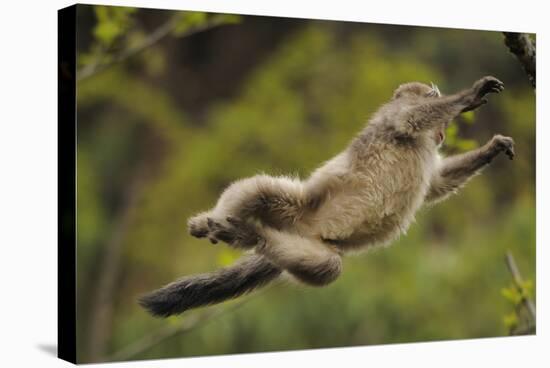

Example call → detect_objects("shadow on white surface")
37 344 57 357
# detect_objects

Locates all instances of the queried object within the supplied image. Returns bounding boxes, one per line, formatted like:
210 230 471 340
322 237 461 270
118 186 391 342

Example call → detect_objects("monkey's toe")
190 228 208 238
206 217 260 248
212 229 237 244
207 217 224 231
207 218 237 245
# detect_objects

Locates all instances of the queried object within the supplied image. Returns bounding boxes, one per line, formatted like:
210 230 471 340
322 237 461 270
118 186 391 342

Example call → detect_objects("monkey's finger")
207 217 215 228
190 229 208 238
491 82 504 92
226 216 243 226
207 217 225 231
506 148 515 160
241 235 263 247
208 237 219 244
213 229 238 244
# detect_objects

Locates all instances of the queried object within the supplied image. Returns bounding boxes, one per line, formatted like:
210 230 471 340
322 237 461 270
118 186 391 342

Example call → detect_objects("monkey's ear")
392 89 404 100
392 83 408 99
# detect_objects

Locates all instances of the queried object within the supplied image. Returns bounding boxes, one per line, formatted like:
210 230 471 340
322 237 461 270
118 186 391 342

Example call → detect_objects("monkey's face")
392 82 441 99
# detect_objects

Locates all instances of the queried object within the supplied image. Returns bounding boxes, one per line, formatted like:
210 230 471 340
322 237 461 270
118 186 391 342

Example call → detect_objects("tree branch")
505 251 536 325
107 298 250 362
78 16 232 82
503 32 536 89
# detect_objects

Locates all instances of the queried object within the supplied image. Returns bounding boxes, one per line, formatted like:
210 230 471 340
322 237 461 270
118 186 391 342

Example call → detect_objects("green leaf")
211 14 242 25
520 279 534 298
111 6 137 20
461 110 475 124
185 12 208 26
94 20 121 46
503 312 518 329
217 248 240 266
172 12 241 36
172 12 208 36
501 286 522 305
94 5 109 22
92 5 136 47
456 139 478 151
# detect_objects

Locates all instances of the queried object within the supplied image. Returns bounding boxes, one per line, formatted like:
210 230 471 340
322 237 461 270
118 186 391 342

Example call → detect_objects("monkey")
139 76 515 317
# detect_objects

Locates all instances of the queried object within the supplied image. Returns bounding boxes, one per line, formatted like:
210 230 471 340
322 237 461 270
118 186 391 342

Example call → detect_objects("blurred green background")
74 5 536 363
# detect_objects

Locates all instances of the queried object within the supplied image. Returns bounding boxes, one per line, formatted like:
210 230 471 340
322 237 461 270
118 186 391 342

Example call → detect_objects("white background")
0 0 547 366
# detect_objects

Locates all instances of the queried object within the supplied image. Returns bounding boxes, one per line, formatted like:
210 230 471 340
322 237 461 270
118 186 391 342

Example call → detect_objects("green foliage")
172 12 240 36
501 279 535 334
501 280 533 304
502 312 518 330
79 8 240 82
93 6 137 47
75 6 535 362
78 6 138 73
501 285 523 304
172 12 208 35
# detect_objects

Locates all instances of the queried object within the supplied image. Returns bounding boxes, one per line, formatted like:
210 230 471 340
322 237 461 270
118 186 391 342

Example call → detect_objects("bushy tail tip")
139 254 281 317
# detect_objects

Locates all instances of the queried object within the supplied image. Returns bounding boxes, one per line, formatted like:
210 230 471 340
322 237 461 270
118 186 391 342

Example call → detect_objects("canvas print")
58 3 536 364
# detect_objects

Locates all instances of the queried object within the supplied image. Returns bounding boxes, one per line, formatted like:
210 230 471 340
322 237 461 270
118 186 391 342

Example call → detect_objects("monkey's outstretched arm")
425 135 515 204
406 76 504 133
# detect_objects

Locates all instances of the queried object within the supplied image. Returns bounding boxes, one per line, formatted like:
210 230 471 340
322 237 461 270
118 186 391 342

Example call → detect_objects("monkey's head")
393 82 446 146
392 82 441 100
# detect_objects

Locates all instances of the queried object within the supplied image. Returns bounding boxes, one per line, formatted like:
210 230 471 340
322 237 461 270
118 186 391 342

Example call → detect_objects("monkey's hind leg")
188 174 306 243
190 215 342 286
257 228 343 287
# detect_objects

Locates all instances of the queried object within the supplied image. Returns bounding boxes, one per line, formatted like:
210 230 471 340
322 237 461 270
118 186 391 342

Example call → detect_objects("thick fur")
139 254 281 317
142 76 515 317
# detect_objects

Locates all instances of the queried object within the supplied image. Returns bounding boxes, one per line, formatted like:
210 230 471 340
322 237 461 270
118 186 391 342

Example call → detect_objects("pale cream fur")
188 77 514 286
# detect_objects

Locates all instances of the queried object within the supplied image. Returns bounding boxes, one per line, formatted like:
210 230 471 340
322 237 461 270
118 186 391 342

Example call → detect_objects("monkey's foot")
188 213 210 239
206 217 262 248
490 134 515 160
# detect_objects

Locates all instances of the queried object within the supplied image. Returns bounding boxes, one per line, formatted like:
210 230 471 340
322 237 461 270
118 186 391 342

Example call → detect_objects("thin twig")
78 16 231 82
503 32 536 89
108 281 277 361
107 298 249 362
505 250 536 324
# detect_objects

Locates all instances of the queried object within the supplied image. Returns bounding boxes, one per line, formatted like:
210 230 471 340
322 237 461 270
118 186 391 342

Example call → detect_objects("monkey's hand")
206 217 262 249
463 76 504 112
489 134 515 160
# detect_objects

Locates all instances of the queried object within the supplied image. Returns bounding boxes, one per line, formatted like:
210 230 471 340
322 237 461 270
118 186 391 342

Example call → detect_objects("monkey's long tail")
139 254 282 317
